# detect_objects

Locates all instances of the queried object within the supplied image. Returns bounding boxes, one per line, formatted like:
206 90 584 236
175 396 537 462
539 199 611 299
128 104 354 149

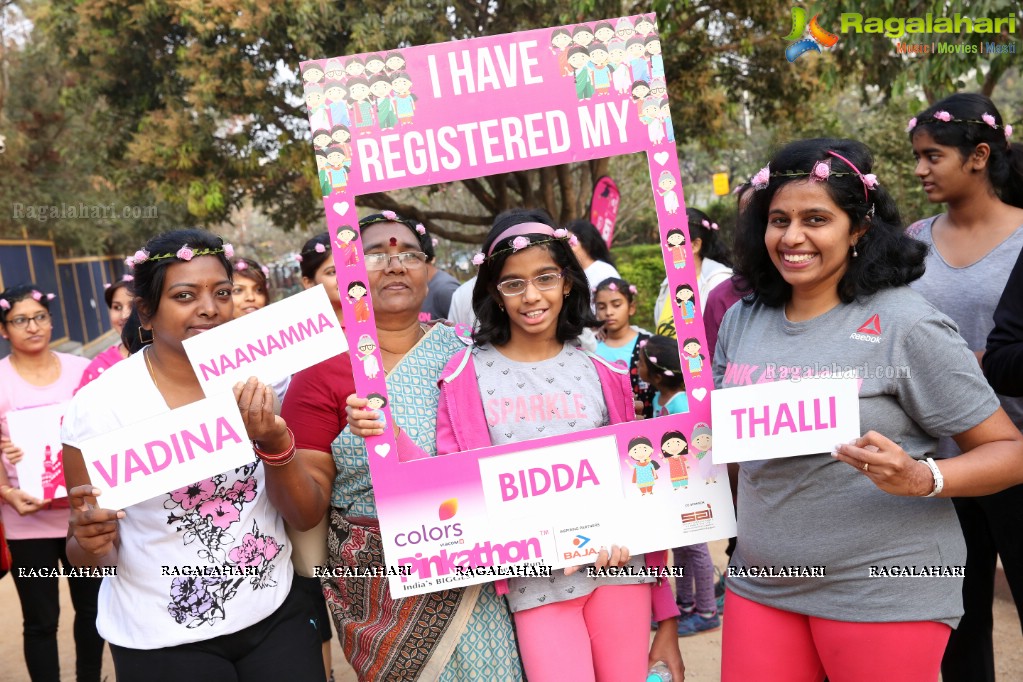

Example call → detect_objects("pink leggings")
513 583 651 682
722 590 950 682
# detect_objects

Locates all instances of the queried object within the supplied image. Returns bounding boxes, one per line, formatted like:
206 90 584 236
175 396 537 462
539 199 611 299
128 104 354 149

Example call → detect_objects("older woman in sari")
280 213 523 681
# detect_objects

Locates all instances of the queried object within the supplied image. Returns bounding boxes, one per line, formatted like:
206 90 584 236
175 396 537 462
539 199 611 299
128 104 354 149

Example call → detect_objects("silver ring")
862 462 869 473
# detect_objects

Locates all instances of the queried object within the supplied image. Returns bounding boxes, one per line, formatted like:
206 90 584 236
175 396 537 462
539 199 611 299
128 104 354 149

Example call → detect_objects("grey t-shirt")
421 269 461 320
473 344 651 612
908 216 1023 457
714 286 1000 626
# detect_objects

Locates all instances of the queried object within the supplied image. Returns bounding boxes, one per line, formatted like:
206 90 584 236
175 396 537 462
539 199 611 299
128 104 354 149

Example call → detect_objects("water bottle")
646 661 672 682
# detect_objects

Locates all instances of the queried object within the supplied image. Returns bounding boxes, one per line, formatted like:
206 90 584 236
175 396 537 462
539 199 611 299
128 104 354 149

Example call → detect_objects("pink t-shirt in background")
76 343 125 391
0 352 90 540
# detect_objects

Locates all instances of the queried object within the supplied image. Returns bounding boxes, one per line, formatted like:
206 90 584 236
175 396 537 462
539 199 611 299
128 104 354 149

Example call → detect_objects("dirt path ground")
1 540 1019 681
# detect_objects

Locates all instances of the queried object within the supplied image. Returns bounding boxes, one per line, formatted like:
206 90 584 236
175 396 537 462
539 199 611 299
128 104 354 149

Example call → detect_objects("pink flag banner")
589 175 620 246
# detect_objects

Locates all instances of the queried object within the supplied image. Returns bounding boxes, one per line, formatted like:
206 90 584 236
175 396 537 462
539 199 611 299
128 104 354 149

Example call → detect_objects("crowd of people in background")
0 90 1022 682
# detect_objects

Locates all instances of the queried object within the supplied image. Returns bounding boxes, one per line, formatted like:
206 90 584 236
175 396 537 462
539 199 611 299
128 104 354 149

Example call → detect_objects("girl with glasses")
347 208 684 682
0 283 104 682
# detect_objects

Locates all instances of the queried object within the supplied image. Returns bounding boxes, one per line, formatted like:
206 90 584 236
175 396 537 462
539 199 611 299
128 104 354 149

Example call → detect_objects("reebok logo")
851 314 882 343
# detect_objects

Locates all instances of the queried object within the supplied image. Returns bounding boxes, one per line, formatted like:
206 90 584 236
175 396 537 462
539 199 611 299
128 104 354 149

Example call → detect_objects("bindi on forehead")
389 237 397 246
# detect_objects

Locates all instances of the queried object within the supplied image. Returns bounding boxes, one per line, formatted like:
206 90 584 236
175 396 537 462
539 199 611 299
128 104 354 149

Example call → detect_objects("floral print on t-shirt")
163 462 282 627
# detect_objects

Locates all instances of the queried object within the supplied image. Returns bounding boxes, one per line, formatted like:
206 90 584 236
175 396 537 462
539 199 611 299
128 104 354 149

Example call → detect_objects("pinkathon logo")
396 537 543 581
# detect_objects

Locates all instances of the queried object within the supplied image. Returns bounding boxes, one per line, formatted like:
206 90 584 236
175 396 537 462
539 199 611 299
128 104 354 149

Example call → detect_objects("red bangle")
253 428 296 467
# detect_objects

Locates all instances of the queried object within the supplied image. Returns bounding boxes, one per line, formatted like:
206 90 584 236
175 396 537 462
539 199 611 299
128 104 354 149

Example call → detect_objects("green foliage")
613 243 665 327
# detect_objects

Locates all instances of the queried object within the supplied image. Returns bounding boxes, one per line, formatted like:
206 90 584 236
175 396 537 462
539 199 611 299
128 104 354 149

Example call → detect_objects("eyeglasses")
496 270 565 296
7 313 52 329
364 251 428 271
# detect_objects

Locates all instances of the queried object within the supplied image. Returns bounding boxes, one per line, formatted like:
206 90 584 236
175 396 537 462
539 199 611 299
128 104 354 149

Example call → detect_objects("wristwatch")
922 457 944 498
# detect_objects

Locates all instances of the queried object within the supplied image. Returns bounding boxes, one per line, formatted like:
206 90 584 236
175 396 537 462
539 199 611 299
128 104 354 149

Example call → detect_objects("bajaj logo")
785 7 840 62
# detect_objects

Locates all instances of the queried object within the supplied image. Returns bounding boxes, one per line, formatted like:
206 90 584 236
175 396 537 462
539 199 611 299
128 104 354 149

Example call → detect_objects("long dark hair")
734 138 927 308
687 207 731 267
473 208 599 347
911 93 1023 208
566 218 615 266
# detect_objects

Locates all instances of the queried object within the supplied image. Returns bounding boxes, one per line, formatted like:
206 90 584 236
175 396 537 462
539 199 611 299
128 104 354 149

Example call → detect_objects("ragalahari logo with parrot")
785 7 840 62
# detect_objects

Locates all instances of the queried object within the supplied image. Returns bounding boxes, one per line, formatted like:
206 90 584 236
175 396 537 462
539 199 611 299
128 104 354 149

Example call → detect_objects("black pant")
110 575 323 682
8 537 104 682
942 485 1023 682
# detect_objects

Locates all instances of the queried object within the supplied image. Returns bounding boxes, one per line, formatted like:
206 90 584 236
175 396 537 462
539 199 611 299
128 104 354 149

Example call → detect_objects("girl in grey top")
906 92 1023 682
715 137 1023 682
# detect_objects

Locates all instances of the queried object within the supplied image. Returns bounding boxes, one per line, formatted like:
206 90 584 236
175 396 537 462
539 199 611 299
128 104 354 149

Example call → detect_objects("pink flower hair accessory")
934 111 952 122
261 266 269 277
751 165 770 191
1006 124 1014 140
123 275 134 282
553 228 568 238
471 253 486 266
608 282 618 290
46 293 56 301
568 234 580 248
31 290 43 301
235 260 248 271
295 254 303 263
381 210 398 221
629 285 638 294
906 117 917 132
511 236 531 251
223 243 235 259
0 299 9 311
176 245 194 261
104 283 111 290
314 243 326 253
982 113 997 128
810 160 831 182
415 223 426 235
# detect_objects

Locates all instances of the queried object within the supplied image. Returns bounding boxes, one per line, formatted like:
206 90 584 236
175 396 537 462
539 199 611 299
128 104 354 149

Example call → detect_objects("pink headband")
486 222 557 256
825 151 878 201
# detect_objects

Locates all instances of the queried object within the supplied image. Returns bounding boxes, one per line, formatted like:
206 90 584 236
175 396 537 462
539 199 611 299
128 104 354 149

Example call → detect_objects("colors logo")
393 498 462 547
784 7 839 62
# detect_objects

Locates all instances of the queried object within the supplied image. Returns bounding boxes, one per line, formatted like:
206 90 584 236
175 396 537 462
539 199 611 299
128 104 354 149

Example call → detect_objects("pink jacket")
395 344 679 623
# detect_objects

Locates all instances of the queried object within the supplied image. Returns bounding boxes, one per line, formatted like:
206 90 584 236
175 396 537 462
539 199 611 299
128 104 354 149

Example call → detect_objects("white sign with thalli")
711 377 860 464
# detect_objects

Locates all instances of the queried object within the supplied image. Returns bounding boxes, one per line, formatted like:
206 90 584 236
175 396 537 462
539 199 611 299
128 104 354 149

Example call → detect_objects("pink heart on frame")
332 201 350 216
691 387 708 402
374 443 391 458
654 151 669 166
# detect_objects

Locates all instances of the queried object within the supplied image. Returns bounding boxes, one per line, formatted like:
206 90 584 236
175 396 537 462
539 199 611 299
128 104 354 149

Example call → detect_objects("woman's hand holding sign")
234 377 290 455
832 431 935 496
345 394 394 438
67 483 122 564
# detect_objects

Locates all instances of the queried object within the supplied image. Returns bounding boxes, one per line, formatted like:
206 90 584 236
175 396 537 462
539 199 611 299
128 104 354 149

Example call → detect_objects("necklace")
144 346 162 392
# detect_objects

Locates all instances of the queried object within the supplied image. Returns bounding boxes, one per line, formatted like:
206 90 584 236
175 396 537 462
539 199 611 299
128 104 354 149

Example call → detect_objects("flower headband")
126 243 234 270
749 151 879 202
359 210 427 236
0 289 56 311
471 223 577 265
640 347 678 377
907 111 1013 141
103 274 134 290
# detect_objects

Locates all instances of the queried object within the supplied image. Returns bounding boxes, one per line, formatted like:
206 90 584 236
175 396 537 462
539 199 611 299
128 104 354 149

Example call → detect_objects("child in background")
594 277 655 418
640 335 719 636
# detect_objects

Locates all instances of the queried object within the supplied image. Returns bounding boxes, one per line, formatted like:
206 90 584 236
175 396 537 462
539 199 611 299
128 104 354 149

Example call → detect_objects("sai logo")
784 7 839 62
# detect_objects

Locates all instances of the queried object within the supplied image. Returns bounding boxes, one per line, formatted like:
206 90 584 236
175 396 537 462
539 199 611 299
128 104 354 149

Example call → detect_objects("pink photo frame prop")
302 14 736 598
